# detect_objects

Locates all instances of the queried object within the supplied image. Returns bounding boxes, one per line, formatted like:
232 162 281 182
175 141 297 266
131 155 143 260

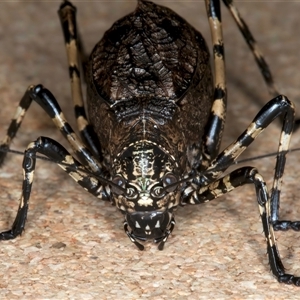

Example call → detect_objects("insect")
0 0 299 286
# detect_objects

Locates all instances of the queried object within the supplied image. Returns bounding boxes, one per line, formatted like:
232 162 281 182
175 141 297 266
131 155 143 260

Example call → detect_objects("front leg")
0 84 104 175
0 136 109 240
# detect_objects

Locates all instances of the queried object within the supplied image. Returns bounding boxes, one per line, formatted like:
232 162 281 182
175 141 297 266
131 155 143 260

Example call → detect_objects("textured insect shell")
87 0 214 175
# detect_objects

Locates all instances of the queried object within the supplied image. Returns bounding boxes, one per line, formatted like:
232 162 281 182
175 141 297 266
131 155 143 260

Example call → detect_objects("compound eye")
111 175 126 195
125 186 138 199
162 173 178 192
150 185 166 199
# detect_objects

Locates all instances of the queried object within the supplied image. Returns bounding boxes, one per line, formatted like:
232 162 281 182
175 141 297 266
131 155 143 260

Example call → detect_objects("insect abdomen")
87 0 213 169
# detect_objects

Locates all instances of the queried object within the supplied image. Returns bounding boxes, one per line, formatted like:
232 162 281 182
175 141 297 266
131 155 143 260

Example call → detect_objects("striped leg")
0 136 109 240
205 95 294 180
0 87 33 165
183 167 255 205
184 167 270 207
202 0 227 167
206 95 300 231
32 85 105 175
1 84 104 175
183 95 300 284
253 172 300 285
183 167 300 285
222 0 300 130
222 0 278 96
58 1 102 159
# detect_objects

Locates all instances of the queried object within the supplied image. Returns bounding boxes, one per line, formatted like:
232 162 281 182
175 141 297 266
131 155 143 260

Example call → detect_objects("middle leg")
185 94 299 231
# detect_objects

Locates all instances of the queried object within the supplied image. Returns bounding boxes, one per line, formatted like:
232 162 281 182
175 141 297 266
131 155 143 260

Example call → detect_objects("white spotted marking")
62 155 75 165
246 122 262 139
155 220 160 228
279 131 291 152
24 170 35 184
14 106 26 125
138 195 153 207
77 115 88 132
19 196 25 208
69 171 83 182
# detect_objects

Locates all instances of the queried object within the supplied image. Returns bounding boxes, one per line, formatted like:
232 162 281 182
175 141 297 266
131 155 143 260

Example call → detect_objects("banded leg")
222 0 300 130
58 1 102 159
0 136 109 240
183 167 254 204
205 95 294 180
202 0 227 167
222 0 278 96
253 172 300 285
0 87 33 165
183 167 300 285
1 84 104 174
204 95 300 231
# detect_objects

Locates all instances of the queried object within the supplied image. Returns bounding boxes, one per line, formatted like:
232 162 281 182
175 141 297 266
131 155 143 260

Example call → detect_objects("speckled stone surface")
0 1 300 299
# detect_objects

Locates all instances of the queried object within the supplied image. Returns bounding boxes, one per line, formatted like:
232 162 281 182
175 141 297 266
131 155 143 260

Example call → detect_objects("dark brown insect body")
88 1 213 162
87 1 213 245
1 0 300 285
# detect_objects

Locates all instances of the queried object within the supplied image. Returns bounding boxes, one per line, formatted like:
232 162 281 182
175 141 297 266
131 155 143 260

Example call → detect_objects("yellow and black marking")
202 95 294 181
58 0 102 159
183 94 299 285
30 85 104 174
0 135 110 240
202 0 227 166
0 86 33 165
251 171 299 285
223 0 279 97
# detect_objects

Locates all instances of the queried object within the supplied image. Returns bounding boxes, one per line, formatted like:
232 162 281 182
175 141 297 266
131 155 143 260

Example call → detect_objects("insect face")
111 141 180 245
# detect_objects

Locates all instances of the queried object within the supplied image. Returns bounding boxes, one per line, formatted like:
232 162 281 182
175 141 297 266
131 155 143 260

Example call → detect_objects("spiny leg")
0 136 109 240
202 0 227 167
183 167 300 285
58 0 102 159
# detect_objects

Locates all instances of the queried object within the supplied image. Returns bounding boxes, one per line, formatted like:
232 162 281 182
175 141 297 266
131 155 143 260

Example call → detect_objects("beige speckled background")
1 1 300 299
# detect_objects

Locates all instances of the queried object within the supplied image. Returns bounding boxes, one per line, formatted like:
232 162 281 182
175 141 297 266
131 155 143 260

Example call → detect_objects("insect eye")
162 173 178 192
125 186 138 199
111 175 126 195
150 185 166 199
